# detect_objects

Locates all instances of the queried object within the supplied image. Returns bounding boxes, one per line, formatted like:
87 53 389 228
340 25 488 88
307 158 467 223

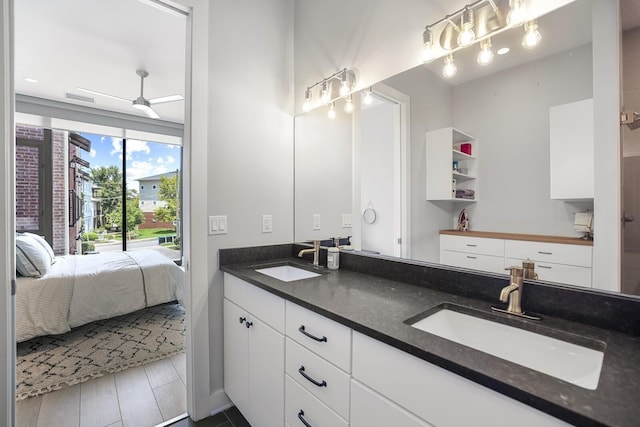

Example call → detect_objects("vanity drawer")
440 235 505 257
505 258 592 288
286 338 350 419
440 250 505 275
285 374 348 427
224 273 285 332
286 301 352 372
504 240 592 267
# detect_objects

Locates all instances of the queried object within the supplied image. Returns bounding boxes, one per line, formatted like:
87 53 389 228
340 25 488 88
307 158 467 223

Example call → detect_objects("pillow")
22 232 56 264
16 234 52 277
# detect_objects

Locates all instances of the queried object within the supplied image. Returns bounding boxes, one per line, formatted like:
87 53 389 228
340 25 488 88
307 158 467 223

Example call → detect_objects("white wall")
453 44 594 236
295 106 352 241
205 0 294 415
360 100 395 255
0 0 14 425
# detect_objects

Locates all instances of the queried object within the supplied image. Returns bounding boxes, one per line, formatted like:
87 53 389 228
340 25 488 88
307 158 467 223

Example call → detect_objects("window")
152 185 157 189
140 185 144 190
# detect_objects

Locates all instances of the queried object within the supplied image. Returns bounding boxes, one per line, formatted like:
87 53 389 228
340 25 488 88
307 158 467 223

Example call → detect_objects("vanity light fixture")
302 88 313 112
477 38 494 65
328 102 337 119
507 0 527 27
363 87 374 105
457 7 475 47
442 54 457 78
422 27 436 63
302 68 356 115
344 94 354 113
522 20 541 49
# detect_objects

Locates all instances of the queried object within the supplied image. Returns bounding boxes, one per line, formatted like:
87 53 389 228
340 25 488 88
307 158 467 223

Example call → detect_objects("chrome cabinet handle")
298 366 327 388
298 410 312 427
298 325 327 342
538 265 552 269
538 251 553 255
466 244 477 247
466 256 477 259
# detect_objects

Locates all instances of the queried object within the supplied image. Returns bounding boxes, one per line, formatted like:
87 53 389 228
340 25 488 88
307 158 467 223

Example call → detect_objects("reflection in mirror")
294 0 627 293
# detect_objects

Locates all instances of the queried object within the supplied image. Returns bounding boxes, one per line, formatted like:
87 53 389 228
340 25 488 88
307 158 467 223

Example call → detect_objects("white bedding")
16 250 184 342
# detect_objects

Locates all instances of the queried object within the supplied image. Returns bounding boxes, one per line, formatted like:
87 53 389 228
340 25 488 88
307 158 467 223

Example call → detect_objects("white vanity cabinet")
351 331 570 427
284 301 351 426
549 98 594 200
426 127 478 201
223 274 285 427
439 234 505 274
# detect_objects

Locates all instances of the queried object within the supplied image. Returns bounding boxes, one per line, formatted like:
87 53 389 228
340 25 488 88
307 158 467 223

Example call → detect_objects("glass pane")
77 132 124 255
125 139 182 261
16 145 41 232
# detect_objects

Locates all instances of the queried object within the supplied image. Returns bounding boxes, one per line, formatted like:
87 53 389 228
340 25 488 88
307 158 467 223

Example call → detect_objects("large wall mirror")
294 0 638 296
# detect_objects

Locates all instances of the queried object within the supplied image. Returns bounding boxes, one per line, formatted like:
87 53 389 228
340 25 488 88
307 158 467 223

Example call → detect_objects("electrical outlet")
312 214 321 230
262 214 273 233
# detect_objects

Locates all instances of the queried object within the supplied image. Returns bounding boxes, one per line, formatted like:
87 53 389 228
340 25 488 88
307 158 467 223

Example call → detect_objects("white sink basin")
255 265 321 282
410 308 604 390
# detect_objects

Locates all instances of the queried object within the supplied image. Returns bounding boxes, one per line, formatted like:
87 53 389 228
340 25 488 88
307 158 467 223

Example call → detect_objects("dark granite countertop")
220 250 640 427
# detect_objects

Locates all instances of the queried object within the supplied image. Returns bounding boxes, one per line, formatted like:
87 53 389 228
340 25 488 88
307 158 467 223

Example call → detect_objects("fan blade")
77 87 131 103
149 94 184 105
144 106 160 119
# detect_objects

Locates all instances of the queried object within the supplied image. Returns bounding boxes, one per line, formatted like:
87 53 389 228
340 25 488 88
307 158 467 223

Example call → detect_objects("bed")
16 249 184 342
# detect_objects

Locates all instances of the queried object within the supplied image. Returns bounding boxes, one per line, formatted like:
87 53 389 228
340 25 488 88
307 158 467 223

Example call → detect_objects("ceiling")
14 0 187 124
12 0 640 125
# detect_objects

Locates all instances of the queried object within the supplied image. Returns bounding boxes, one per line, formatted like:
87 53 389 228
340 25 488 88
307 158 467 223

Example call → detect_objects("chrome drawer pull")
298 325 327 342
298 366 327 388
298 410 312 427
466 244 477 247
538 251 553 255
538 265 552 269
466 256 477 259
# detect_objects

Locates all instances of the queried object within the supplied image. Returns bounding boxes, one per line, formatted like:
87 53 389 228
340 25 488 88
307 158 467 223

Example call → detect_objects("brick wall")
141 212 175 229
15 144 40 231
52 131 66 254
16 125 44 140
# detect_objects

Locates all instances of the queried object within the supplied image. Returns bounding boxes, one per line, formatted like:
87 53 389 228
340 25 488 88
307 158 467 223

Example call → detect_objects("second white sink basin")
255 265 321 282
410 308 604 390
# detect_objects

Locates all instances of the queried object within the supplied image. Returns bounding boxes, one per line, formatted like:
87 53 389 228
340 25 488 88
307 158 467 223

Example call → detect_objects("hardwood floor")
16 352 187 427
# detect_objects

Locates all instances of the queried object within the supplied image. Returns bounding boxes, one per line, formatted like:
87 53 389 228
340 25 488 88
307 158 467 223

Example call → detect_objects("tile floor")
16 352 187 427
165 406 250 427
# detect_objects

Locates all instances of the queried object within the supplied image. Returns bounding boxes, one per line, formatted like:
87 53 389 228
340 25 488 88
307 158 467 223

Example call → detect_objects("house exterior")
136 171 177 229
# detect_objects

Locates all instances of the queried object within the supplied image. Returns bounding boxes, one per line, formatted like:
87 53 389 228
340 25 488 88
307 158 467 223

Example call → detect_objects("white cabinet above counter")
440 230 593 287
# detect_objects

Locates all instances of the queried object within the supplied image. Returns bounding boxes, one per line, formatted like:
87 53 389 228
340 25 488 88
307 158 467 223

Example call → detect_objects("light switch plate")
209 215 227 235
342 213 352 228
262 215 273 233
312 214 321 230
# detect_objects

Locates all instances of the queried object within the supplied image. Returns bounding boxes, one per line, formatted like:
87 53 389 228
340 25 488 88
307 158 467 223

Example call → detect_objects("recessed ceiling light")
497 47 510 55
24 77 38 83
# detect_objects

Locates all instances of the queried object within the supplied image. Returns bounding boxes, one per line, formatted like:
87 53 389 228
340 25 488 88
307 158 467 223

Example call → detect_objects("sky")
79 132 181 191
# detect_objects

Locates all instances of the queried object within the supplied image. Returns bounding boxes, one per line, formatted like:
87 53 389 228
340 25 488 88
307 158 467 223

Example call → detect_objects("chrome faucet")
298 240 320 266
491 267 540 320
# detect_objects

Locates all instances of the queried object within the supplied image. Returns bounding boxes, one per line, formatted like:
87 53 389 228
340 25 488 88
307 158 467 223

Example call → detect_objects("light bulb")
507 0 526 27
522 21 541 49
302 88 312 112
328 102 336 119
344 95 354 113
422 27 435 63
477 38 494 65
320 81 331 105
363 88 373 105
456 8 475 47
339 72 350 97
442 54 457 79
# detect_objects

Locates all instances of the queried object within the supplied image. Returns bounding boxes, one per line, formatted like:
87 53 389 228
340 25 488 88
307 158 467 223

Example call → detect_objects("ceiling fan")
78 69 183 119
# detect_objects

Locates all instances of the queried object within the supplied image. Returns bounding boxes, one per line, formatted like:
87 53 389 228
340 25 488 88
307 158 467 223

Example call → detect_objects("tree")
91 166 122 227
153 174 180 228
108 197 144 235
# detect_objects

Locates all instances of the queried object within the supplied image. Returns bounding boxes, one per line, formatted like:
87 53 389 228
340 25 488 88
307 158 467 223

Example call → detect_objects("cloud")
109 138 150 160
100 136 105 144
125 160 172 191
89 149 96 158
110 138 123 156
165 155 176 164
157 157 164 164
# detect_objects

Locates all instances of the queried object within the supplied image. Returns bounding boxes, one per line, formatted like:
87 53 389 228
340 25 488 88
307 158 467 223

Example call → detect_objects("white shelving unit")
426 127 477 201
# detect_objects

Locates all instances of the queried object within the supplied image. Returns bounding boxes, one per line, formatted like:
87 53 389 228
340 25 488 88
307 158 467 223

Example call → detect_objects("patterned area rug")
16 302 185 401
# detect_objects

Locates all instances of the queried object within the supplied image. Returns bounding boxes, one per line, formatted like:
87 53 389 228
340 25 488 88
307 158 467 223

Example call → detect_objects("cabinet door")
248 316 285 427
223 299 249 416
351 379 433 427
440 250 505 275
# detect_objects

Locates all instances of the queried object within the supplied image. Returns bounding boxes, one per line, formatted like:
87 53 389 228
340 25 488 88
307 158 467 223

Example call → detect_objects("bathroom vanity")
220 244 640 427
